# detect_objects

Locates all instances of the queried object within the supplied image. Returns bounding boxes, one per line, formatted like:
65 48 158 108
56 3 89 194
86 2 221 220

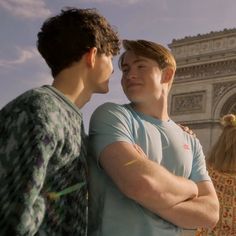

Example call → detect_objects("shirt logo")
183 144 190 150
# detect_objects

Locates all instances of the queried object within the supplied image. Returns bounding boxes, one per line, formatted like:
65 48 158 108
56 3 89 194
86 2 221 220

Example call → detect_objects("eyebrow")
121 59 148 68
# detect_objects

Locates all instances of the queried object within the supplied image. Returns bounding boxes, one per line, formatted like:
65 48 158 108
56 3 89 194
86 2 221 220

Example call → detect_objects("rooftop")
171 28 236 44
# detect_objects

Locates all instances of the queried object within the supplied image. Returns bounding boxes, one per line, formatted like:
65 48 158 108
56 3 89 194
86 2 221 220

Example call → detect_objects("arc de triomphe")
169 28 236 156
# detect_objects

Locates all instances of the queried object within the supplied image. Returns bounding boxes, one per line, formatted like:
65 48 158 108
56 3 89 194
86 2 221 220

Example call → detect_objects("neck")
132 96 169 121
52 64 93 109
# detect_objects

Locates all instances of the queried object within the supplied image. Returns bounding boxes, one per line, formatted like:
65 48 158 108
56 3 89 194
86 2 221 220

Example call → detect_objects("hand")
178 124 196 137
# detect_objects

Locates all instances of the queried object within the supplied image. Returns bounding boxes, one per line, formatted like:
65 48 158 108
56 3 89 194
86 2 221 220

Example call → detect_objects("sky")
0 0 236 130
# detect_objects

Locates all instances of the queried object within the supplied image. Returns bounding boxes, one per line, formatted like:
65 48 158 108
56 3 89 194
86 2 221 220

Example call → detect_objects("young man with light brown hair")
88 39 219 236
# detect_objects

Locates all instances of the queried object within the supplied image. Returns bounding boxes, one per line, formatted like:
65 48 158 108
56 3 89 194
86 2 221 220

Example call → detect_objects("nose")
127 73 136 80
124 68 137 80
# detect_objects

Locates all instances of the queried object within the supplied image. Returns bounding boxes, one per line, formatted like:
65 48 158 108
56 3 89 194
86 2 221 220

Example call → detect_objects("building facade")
168 28 236 155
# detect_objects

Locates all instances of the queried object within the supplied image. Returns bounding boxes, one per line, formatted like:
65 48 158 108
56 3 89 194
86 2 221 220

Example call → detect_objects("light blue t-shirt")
88 102 210 236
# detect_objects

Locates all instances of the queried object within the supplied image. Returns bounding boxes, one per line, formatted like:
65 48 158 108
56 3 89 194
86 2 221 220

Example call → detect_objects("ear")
161 67 175 84
161 67 175 92
86 47 98 68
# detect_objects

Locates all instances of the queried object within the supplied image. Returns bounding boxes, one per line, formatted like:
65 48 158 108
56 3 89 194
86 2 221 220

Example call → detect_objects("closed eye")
122 67 129 74
137 65 146 69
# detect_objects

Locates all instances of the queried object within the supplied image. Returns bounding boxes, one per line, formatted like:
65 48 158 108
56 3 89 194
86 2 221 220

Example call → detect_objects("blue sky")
0 0 236 130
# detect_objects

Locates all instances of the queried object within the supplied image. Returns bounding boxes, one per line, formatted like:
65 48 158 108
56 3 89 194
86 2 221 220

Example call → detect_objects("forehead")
121 51 155 67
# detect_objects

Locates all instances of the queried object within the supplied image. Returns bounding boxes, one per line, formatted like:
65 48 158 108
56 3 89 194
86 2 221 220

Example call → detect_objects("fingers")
178 124 196 137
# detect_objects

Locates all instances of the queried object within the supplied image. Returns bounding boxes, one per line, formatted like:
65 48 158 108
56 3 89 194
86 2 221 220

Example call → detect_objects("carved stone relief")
171 36 236 59
175 60 236 83
170 91 206 115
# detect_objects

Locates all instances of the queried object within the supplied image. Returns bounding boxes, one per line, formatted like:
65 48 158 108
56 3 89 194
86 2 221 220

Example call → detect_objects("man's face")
120 51 163 103
91 53 114 94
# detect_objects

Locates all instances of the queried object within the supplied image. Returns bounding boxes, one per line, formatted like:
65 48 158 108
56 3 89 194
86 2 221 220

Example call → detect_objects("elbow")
204 202 220 228
210 200 220 227
205 215 219 229
211 207 220 228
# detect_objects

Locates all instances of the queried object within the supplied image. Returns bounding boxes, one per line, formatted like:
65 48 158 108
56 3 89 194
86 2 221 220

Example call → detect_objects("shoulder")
93 102 130 115
0 89 59 149
89 103 136 157
89 102 135 137
168 120 197 142
27 87 61 111
2 87 57 113
91 102 132 122
0 87 61 127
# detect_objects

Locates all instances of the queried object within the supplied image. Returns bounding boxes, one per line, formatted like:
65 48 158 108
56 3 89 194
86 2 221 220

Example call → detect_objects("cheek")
120 76 127 87
100 59 112 74
149 72 161 85
121 77 126 89
108 60 113 74
107 64 112 74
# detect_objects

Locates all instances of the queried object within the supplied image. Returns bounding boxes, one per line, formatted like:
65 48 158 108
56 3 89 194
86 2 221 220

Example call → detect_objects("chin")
125 93 140 101
127 96 143 103
96 88 109 94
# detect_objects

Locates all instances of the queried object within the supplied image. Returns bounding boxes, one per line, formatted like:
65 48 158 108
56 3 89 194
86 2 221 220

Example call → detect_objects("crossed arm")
156 181 219 229
99 141 219 229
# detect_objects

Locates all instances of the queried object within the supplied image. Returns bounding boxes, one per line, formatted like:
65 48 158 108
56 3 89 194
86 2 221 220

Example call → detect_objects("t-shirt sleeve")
89 103 134 162
189 138 211 183
0 99 56 235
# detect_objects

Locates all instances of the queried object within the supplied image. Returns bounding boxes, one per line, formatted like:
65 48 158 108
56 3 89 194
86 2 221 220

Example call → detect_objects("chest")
133 121 193 178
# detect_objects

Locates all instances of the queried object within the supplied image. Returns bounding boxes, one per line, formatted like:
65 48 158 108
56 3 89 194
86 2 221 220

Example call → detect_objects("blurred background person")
196 113 236 235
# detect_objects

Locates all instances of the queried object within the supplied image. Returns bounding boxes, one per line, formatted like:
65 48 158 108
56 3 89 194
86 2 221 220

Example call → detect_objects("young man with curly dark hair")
0 7 120 235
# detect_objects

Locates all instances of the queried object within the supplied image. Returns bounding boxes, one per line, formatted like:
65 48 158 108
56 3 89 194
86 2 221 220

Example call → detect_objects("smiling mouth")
127 83 142 89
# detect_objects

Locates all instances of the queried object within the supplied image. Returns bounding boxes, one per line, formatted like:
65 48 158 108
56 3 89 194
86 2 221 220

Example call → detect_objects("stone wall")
168 28 236 154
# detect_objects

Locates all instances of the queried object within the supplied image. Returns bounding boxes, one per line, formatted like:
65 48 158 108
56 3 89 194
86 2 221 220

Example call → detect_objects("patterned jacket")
0 85 88 235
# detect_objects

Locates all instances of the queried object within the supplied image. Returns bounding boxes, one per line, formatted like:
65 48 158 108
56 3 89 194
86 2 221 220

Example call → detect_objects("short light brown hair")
207 114 236 172
118 39 176 71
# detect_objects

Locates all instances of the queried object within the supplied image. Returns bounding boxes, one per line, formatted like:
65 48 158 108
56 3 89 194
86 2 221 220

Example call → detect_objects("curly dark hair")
37 7 120 77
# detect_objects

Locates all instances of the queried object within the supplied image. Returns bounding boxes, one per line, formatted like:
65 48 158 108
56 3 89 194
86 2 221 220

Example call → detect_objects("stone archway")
220 93 236 115
213 85 236 119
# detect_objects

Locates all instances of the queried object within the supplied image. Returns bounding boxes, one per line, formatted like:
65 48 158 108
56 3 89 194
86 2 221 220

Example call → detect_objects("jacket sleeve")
0 103 56 235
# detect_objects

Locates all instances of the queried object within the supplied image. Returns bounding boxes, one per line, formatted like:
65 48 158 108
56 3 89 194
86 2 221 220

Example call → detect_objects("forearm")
124 158 198 210
157 195 219 229
100 142 198 211
155 182 219 229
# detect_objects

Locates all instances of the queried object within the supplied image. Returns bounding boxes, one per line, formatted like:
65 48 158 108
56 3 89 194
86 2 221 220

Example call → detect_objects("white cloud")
0 0 51 19
0 46 40 67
